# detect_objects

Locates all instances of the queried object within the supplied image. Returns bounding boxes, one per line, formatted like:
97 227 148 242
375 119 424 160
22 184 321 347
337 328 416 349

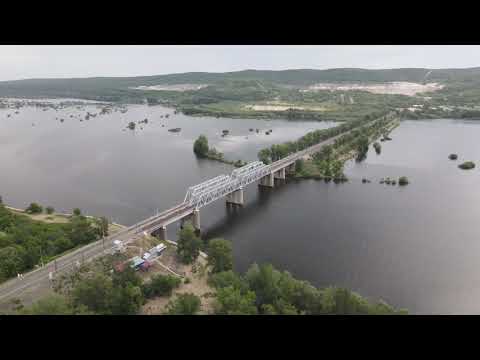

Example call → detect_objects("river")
1 102 480 314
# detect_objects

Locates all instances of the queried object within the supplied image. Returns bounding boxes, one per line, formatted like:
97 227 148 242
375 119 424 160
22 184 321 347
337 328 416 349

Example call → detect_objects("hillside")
1 67 480 120
2 67 480 92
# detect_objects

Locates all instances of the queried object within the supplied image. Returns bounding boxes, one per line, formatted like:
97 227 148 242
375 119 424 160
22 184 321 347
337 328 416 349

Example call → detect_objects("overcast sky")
2 45 480 81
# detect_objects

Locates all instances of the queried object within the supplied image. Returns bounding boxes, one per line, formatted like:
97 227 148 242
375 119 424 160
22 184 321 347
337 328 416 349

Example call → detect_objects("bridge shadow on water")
201 178 293 241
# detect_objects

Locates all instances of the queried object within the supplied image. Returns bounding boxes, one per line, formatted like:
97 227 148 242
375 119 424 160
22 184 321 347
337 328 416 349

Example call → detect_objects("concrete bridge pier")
226 187 244 206
180 209 200 234
285 162 296 175
274 168 286 180
259 172 274 188
192 209 201 234
157 226 167 240
152 225 167 241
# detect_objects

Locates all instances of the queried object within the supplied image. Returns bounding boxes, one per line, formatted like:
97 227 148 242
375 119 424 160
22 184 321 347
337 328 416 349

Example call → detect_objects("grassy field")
5 206 125 233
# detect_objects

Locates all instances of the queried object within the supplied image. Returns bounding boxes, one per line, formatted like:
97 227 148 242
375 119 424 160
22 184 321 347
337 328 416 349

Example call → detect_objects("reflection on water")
202 119 480 314
2 106 480 314
0 103 334 225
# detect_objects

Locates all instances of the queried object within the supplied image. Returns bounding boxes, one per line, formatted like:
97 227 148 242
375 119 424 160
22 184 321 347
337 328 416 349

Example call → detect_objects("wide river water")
1 102 480 314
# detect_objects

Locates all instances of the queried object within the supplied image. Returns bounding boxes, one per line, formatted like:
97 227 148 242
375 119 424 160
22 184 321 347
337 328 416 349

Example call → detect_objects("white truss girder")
184 174 231 204
231 161 265 178
183 161 274 209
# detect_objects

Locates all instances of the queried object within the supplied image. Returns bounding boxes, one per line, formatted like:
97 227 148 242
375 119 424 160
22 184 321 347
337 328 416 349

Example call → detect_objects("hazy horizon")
2 45 480 82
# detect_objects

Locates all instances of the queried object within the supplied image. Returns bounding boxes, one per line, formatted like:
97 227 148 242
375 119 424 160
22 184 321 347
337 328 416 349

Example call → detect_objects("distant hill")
1 67 480 102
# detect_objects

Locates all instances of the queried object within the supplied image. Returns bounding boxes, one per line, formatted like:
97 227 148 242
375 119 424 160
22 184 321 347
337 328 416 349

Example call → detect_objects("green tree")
276 271 322 314
208 270 249 294
109 283 144 315
94 216 109 237
330 160 344 178
207 238 233 273
295 159 304 174
355 135 369 162
262 299 298 315
177 223 202 264
68 215 99 246
142 274 181 298
0 246 25 282
165 293 201 315
193 135 209 157
71 273 113 314
72 208 82 216
20 294 77 315
398 176 409 186
112 265 142 288
319 287 372 314
245 263 281 309
258 148 272 164
25 202 43 214
46 206 55 215
214 285 257 315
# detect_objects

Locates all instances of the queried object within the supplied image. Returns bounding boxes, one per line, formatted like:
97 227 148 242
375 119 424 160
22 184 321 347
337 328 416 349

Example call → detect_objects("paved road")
0 115 390 310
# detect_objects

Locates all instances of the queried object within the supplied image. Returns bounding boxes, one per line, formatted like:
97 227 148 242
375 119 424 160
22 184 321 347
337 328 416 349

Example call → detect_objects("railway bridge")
136 127 349 239
0 126 349 308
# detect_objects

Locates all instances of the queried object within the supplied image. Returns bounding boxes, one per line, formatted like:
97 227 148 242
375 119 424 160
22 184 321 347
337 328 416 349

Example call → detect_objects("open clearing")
125 234 215 314
5 206 125 234
140 254 215 315
244 102 328 112
302 82 444 96
6 207 70 224
132 84 208 92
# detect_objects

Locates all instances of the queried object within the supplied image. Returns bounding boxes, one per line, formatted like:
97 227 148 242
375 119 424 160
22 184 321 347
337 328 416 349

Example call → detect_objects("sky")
2 45 480 81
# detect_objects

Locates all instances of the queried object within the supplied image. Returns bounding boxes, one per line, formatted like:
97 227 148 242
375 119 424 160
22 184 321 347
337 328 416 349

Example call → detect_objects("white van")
155 244 167 255
113 240 123 252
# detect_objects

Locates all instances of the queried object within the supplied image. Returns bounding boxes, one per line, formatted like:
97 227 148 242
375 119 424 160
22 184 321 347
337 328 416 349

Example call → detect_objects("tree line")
258 112 391 164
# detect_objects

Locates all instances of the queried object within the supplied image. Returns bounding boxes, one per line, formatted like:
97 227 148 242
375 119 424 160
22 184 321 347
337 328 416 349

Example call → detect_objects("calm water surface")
1 102 480 314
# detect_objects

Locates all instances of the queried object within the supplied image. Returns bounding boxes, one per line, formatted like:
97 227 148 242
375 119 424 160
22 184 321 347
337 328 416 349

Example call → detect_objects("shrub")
207 238 233 273
46 206 55 215
193 135 209 157
398 176 409 186
142 274 181 298
165 293 201 315
177 223 202 264
459 161 475 170
25 203 43 214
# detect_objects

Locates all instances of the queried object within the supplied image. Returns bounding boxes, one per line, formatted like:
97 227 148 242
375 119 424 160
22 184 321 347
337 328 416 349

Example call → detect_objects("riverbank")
4 205 126 234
